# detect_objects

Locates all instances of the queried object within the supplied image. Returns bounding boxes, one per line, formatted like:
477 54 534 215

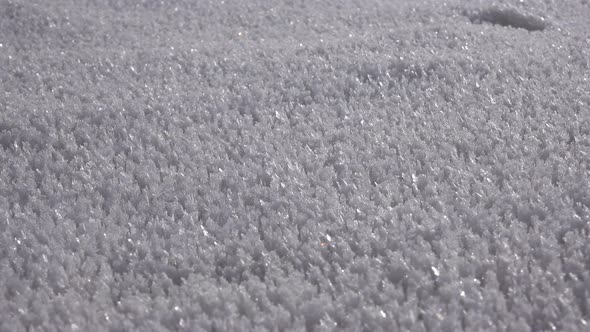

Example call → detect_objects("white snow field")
1 0 590 330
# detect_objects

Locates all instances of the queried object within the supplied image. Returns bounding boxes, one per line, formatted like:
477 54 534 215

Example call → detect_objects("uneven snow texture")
1 0 590 330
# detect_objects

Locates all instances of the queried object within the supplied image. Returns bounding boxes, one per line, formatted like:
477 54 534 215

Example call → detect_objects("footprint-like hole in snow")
467 6 548 31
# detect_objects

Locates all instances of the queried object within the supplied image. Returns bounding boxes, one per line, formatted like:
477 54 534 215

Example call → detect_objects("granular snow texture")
1 0 590 331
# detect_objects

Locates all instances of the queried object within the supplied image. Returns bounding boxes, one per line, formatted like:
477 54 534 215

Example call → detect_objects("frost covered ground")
1 0 590 331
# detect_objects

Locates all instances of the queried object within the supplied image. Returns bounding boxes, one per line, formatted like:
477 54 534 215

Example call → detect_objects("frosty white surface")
1 0 589 330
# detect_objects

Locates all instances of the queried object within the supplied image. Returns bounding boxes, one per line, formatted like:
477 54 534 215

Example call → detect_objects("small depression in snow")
466 6 548 31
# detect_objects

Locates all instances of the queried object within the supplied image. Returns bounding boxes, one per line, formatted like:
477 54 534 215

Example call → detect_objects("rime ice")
0 0 589 331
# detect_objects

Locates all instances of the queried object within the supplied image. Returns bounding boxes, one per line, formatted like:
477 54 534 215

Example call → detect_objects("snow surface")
1 0 590 330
